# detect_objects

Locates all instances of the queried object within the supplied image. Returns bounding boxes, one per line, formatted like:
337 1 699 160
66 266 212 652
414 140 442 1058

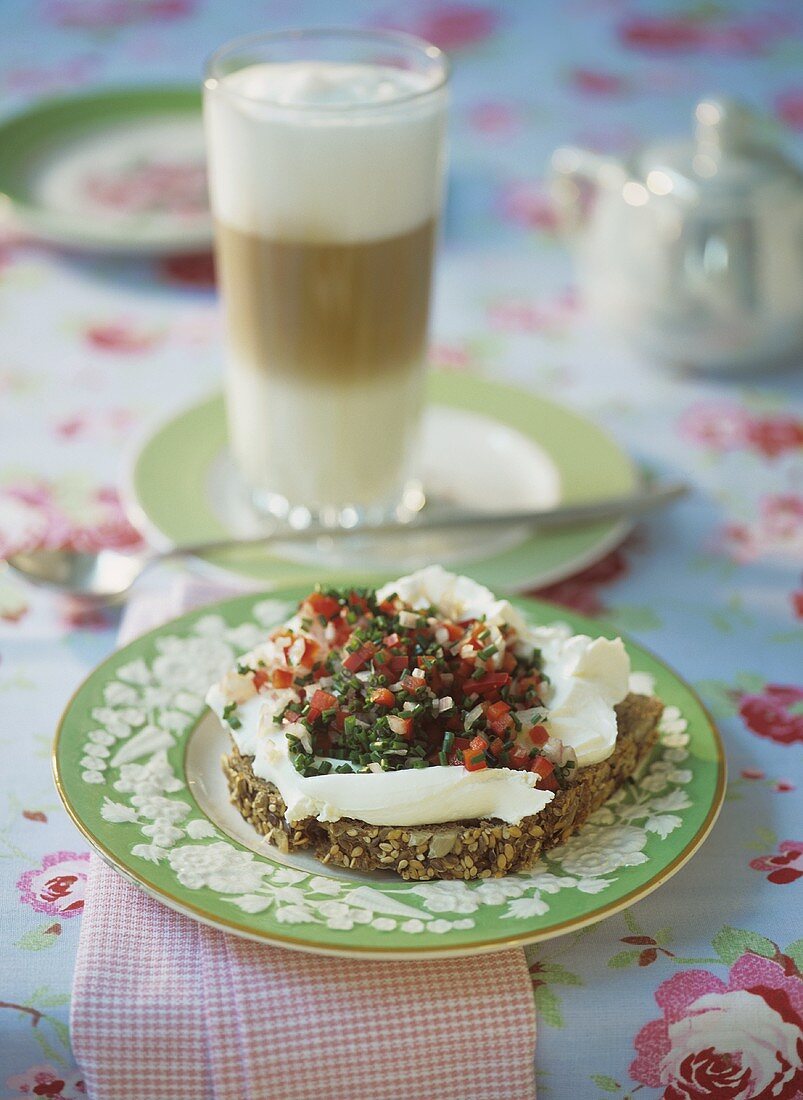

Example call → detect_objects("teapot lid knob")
694 97 768 158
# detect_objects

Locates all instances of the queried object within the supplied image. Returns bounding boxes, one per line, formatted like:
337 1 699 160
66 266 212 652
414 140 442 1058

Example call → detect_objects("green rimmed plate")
53 587 725 959
126 372 639 592
0 86 209 252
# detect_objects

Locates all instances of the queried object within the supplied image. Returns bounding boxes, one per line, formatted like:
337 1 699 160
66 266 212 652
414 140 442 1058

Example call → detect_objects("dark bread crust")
222 692 664 880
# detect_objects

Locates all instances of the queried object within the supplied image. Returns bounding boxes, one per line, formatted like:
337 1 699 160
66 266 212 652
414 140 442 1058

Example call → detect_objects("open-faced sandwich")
207 567 663 880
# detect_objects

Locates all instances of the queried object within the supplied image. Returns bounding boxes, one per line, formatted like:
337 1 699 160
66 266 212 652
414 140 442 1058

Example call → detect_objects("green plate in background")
126 372 639 592
0 86 210 252
53 589 725 958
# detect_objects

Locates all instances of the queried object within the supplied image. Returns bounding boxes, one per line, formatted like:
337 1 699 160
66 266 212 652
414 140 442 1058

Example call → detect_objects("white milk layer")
203 61 447 243
226 362 424 510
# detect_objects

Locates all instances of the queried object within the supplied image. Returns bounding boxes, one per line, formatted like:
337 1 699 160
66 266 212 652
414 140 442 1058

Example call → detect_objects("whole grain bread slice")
222 692 663 880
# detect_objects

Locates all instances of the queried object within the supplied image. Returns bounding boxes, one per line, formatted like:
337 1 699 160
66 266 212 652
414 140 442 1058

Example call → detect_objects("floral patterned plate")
53 588 725 958
0 86 210 253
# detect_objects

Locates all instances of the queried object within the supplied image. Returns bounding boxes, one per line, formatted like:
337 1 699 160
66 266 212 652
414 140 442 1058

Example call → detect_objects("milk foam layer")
204 61 447 242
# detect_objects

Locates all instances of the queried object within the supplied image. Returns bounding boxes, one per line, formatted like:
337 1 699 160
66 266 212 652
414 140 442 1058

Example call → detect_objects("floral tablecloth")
1 2 802 1098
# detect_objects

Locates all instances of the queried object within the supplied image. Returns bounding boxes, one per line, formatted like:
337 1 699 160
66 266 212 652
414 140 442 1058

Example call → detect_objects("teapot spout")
550 146 626 235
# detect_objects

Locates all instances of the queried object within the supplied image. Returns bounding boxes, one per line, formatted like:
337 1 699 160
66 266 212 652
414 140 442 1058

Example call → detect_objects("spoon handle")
155 481 688 562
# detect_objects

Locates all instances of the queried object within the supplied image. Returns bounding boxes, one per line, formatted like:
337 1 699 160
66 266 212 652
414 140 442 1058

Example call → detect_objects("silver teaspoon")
4 480 687 604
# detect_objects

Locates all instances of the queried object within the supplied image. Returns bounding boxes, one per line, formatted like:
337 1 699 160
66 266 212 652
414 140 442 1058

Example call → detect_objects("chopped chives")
253 580 550 776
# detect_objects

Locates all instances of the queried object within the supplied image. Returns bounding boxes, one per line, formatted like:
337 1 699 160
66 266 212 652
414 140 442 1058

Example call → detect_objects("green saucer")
127 372 638 592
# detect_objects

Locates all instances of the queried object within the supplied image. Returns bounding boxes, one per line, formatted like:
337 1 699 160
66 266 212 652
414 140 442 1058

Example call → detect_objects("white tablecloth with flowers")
1 2 802 1098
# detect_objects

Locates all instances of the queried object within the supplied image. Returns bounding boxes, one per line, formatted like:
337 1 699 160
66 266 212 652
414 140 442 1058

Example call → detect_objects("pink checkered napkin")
70 583 537 1100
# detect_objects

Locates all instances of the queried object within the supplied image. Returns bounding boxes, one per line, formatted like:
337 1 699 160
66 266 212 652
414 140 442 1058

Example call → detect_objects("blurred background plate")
125 371 639 591
0 85 210 253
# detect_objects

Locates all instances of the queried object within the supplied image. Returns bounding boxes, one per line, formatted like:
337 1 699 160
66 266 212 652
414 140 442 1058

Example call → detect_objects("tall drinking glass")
203 29 449 526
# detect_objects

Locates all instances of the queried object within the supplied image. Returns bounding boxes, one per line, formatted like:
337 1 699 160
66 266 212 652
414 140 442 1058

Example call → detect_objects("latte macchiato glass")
204 30 449 524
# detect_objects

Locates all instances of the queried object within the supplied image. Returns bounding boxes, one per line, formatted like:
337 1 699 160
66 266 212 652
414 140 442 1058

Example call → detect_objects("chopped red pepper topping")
307 592 341 620
469 673 511 695
342 644 375 673
249 583 555 781
488 712 513 736
307 688 337 722
486 701 511 722
527 725 549 747
463 748 488 771
530 756 555 779
508 746 531 770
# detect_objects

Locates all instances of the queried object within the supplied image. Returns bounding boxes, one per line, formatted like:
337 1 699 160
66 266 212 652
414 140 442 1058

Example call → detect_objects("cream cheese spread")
206 567 632 827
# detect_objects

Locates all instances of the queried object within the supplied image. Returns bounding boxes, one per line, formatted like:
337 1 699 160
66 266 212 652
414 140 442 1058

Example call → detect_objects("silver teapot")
551 98 803 373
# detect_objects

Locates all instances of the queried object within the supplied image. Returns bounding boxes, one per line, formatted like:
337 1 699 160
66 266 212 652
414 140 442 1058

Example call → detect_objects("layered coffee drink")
204 38 448 521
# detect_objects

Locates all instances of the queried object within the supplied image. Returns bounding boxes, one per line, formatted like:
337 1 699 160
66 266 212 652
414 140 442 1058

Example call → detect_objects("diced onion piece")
398 610 419 628
411 667 425 680
435 627 449 645
544 737 577 766
403 701 417 712
464 703 484 731
515 706 549 727
460 645 476 659
287 636 306 666
434 696 454 713
388 715 409 736
286 722 312 754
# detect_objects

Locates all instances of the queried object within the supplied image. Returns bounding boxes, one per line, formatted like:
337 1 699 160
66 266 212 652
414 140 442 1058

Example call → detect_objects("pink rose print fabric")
617 11 798 56
532 547 631 616
497 180 559 233
0 0 801 1095
750 841 803 886
6 1065 86 1099
379 3 500 51
739 685 803 747
631 955 803 1099
43 0 195 30
722 496 803 565
17 852 90 917
679 402 803 459
83 319 163 354
776 89 803 131
0 480 143 559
